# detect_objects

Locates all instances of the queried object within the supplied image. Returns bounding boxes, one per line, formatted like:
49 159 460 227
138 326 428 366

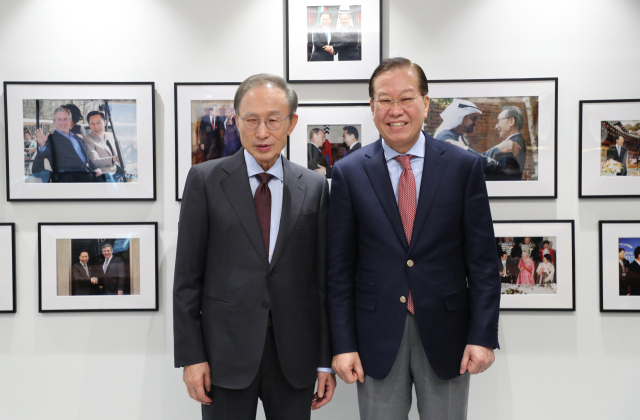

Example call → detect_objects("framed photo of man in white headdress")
285 1 381 82
425 78 558 199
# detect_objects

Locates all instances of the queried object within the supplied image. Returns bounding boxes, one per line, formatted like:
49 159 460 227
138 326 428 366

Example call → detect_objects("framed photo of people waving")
285 0 381 82
3 82 156 201
494 220 575 311
38 222 158 313
0 224 16 313
579 99 640 198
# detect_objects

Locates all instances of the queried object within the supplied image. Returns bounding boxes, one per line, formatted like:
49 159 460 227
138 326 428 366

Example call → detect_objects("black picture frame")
494 220 575 311
4 81 156 202
579 99 640 198
599 220 640 312
38 222 158 313
0 223 16 314
427 78 559 199
285 0 382 83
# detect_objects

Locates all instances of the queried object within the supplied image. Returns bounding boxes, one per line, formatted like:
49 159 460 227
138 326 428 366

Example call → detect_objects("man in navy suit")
199 104 223 161
606 135 629 176
309 12 334 61
327 57 500 419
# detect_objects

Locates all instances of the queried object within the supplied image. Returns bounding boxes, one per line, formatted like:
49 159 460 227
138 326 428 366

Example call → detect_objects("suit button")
400 296 406 303
262 302 269 309
407 260 414 267
268 269 274 276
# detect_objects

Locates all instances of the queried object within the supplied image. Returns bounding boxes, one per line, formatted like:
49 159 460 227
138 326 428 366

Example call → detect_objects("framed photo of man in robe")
285 0 381 82
38 222 158 312
3 82 156 201
425 78 558 199
579 99 640 198
289 103 378 182
0 224 16 313
600 221 640 312
495 220 575 311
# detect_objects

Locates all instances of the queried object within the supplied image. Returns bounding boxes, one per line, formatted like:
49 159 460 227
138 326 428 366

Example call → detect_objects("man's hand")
332 352 364 384
459 345 494 375
183 362 213 405
113 155 120 164
90 277 98 285
200 144 205 151
314 165 327 175
496 139 521 156
35 128 48 147
312 371 336 410
323 45 335 54
118 290 123 295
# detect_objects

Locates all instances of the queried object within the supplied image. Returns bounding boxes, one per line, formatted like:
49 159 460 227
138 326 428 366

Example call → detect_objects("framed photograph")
289 103 378 180
175 83 246 200
494 220 575 311
0 224 16 313
425 78 558 199
599 221 640 312
38 222 158 312
4 82 156 201
579 100 640 198
285 0 381 82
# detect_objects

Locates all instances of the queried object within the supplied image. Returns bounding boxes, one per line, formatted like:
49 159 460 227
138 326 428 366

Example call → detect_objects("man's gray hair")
53 106 72 120
501 106 524 132
234 74 298 117
309 127 323 141
101 243 113 250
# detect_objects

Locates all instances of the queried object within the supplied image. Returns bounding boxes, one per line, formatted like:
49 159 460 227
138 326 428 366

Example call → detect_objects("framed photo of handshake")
38 222 158 313
4 82 156 201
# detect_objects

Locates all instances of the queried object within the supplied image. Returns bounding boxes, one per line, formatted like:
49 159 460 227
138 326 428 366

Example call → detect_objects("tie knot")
256 173 274 185
394 155 413 170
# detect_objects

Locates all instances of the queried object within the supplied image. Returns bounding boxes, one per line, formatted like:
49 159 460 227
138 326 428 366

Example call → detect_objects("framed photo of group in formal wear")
289 103 378 180
285 0 381 82
579 100 640 198
38 222 158 312
3 82 156 201
494 220 575 311
599 221 640 312
0 224 16 313
174 83 247 200
425 78 558 199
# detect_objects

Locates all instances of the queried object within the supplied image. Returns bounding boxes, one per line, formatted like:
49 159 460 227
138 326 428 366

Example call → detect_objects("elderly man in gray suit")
82 111 125 182
173 73 336 420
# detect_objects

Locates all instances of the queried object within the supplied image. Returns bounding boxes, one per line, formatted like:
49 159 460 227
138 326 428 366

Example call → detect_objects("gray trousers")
357 313 470 420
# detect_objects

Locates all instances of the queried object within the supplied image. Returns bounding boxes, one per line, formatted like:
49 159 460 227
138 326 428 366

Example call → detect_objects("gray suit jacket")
173 150 331 390
83 132 120 174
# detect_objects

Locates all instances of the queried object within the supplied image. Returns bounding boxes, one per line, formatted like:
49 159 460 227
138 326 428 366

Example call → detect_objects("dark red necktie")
254 173 274 252
394 155 416 314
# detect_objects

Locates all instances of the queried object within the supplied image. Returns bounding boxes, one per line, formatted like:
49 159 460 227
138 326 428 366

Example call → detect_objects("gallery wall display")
285 0 381 82
426 78 558 199
495 220 575 311
175 83 246 200
289 103 378 179
579 99 640 198
599 221 640 312
0 224 16 313
4 82 156 201
38 222 158 313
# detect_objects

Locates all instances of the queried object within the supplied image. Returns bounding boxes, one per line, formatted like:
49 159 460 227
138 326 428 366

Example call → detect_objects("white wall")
0 0 639 419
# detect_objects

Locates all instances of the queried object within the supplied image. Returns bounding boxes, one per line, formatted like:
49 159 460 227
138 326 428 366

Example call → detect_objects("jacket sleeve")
462 157 501 349
117 259 126 292
173 165 210 367
315 179 332 368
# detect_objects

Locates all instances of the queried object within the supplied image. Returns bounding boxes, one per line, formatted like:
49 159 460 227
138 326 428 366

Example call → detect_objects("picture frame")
579 99 640 198
289 103 378 181
4 82 156 201
285 0 382 82
599 221 640 312
38 222 158 313
0 223 16 313
426 78 558 199
494 220 575 311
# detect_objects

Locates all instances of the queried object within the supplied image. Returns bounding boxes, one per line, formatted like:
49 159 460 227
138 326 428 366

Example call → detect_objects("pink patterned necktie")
394 155 416 314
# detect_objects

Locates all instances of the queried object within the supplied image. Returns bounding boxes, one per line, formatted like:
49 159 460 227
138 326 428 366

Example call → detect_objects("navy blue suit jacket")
326 132 500 381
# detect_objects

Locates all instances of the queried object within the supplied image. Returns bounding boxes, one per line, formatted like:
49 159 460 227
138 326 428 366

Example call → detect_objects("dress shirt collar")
56 129 77 141
349 142 359 150
244 149 283 181
381 131 425 162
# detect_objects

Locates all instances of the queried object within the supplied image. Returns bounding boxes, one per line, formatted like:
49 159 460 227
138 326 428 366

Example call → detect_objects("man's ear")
287 113 299 136
422 96 430 119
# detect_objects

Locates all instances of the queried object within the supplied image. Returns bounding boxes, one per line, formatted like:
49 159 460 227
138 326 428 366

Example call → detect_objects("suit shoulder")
287 160 326 187
434 138 481 169
333 143 373 172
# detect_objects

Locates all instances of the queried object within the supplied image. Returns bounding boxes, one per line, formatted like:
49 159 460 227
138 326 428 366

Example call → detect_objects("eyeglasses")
239 115 291 130
374 95 422 111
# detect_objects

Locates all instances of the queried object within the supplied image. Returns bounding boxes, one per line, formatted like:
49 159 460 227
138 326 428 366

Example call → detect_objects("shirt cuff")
317 367 335 374
38 145 47 152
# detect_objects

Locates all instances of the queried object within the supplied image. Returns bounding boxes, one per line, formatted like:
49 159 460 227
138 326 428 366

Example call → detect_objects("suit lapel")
364 140 408 250
220 152 269 266
409 133 448 254
269 157 306 269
